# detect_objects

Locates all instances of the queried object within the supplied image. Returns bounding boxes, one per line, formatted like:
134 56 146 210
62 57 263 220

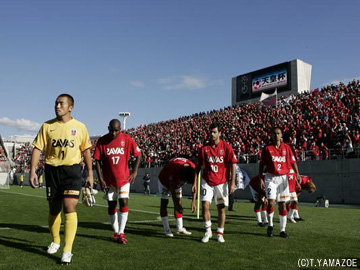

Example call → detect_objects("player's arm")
229 163 236 194
95 160 106 192
82 148 94 191
128 152 142 183
29 147 41 188
192 165 201 194
258 162 265 192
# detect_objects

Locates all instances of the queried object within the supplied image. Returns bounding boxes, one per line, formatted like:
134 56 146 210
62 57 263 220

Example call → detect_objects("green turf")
0 186 359 270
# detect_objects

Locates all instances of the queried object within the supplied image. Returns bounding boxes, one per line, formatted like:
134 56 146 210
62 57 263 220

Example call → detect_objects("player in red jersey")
291 175 316 221
158 157 196 237
192 122 237 243
94 119 142 244
259 127 300 238
249 175 268 227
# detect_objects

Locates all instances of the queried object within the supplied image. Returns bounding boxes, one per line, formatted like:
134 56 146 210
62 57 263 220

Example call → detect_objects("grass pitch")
0 186 359 270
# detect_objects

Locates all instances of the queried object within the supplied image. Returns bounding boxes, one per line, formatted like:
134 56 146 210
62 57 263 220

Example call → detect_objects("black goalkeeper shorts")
45 164 82 201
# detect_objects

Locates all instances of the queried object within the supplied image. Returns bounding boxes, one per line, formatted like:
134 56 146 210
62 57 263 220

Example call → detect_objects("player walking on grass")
259 127 300 238
29 94 93 265
94 119 142 244
193 122 237 243
158 157 196 237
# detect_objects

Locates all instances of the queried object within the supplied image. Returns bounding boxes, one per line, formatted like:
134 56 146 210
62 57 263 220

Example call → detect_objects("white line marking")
0 190 197 219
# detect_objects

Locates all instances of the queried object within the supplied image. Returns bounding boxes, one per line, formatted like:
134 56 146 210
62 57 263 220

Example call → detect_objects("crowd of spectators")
8 80 360 169
127 80 360 167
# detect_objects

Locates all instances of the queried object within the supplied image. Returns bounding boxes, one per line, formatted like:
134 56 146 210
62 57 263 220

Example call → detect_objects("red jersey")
197 140 238 186
296 175 313 193
158 157 195 189
260 142 296 175
249 175 265 195
287 169 297 192
94 133 141 187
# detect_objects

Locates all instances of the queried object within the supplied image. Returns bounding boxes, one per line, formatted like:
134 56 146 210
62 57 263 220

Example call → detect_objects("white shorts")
250 186 265 202
158 180 182 200
264 174 290 202
201 180 228 206
103 183 130 201
289 192 298 202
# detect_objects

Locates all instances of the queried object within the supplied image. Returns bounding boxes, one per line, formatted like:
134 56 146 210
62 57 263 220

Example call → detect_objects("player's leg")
216 203 226 243
214 182 228 243
62 197 79 254
277 175 290 238
105 187 119 241
118 183 130 244
158 180 173 236
262 199 268 224
250 186 263 226
288 193 298 223
264 174 277 237
201 180 213 243
48 200 62 254
60 165 82 264
293 192 303 220
45 165 62 255
174 188 191 235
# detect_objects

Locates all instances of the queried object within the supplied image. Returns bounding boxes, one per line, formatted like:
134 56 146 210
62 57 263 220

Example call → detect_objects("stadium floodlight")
118 112 131 130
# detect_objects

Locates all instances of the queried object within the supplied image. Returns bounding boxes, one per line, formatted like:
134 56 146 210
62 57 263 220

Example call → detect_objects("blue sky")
1 0 359 140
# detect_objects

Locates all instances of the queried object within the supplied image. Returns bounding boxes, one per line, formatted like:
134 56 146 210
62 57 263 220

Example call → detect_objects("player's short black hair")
58 93 74 106
209 122 222 132
180 166 195 184
271 126 282 134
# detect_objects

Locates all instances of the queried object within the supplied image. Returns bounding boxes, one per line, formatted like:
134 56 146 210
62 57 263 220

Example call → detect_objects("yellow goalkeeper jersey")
33 117 92 166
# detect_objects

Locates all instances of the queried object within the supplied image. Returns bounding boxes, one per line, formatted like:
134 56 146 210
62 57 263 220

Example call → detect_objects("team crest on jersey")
71 129 77 136
282 150 286 155
121 140 125 147
220 149 224 155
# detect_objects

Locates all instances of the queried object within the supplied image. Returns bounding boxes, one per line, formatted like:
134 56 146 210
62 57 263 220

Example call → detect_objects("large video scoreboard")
232 59 311 105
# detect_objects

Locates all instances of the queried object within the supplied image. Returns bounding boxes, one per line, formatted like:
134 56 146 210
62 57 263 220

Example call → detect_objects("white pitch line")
0 189 197 220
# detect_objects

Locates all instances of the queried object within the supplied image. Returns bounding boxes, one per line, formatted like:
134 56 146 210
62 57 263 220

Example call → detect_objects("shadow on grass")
0 236 58 262
0 223 49 233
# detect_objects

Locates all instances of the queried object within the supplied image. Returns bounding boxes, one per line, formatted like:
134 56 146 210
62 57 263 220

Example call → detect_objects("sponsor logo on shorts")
64 190 80 195
216 197 225 202
119 191 128 195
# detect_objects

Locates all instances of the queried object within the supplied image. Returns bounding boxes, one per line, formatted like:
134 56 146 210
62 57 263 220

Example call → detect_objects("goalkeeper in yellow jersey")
29 94 93 265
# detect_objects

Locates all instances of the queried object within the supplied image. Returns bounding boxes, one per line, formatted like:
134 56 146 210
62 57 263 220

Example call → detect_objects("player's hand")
100 179 107 192
260 178 265 191
191 184 196 193
29 171 39 189
230 183 235 194
85 175 94 193
191 202 196 213
128 172 137 183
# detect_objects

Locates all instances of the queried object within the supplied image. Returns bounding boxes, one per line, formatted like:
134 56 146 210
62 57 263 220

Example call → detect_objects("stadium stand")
7 80 360 169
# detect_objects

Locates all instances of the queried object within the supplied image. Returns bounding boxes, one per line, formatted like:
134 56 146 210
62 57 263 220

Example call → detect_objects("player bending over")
287 175 316 222
158 157 196 237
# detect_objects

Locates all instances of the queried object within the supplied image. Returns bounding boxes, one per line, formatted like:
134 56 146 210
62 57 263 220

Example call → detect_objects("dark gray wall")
13 159 360 204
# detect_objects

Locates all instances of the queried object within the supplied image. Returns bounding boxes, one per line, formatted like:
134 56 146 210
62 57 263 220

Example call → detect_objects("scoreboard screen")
235 62 291 102
252 67 287 93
